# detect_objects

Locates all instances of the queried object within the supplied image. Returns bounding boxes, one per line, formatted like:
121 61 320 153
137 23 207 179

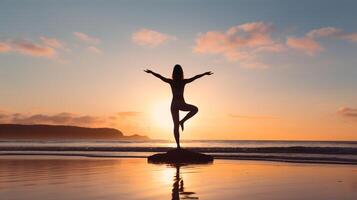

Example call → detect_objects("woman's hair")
172 64 184 80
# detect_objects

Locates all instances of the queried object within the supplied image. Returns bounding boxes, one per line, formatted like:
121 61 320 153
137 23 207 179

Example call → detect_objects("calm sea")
0 140 356 164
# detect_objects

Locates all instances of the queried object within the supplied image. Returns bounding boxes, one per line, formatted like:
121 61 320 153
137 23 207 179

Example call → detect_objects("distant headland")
0 124 149 140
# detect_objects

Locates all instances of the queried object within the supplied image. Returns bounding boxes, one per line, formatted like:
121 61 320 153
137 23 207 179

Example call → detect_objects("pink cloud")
254 43 286 53
340 33 357 42
195 24 357 61
195 22 275 55
286 36 324 56
306 27 357 42
337 107 357 118
0 36 67 58
237 22 272 32
286 26 357 56
40 36 64 48
87 46 102 54
73 32 100 44
0 111 148 134
132 28 176 47
307 27 343 38
0 112 106 127
228 22 275 47
0 42 11 52
194 22 284 68
10 39 56 58
194 31 248 61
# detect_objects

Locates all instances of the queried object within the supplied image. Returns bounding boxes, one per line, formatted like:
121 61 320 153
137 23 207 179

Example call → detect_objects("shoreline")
1 152 357 165
0 145 356 154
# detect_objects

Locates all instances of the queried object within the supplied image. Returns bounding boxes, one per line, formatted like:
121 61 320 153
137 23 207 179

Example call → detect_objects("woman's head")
172 64 183 80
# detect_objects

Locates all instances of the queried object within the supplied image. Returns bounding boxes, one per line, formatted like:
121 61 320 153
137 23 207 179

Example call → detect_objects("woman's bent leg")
179 103 198 131
171 106 180 148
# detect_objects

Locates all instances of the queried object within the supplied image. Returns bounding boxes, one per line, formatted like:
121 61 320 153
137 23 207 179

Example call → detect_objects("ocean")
0 140 356 164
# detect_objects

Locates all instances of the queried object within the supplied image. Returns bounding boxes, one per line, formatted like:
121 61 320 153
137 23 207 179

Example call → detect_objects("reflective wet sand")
0 156 356 200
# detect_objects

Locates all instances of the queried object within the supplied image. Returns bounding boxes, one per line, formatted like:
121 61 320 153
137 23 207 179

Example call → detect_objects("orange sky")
0 1 356 140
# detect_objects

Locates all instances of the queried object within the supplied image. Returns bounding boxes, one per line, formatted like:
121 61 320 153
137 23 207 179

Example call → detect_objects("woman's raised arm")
144 69 171 83
184 71 213 84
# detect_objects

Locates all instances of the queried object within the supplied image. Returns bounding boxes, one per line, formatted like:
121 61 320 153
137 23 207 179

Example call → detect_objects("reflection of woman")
145 64 213 148
172 165 181 200
171 165 198 200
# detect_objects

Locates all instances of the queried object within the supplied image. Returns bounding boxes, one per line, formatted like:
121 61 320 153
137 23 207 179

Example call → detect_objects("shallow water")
0 156 356 200
1 139 356 148
1 140 357 164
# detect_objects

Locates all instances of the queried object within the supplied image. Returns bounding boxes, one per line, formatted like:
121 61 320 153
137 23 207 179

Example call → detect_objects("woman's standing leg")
171 105 181 148
179 103 198 131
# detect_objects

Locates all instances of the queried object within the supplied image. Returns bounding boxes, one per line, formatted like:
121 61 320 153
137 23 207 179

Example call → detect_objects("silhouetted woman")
144 64 213 148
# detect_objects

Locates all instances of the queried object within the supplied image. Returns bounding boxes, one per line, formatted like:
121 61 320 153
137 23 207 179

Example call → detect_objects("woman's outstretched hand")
144 69 153 74
204 71 213 76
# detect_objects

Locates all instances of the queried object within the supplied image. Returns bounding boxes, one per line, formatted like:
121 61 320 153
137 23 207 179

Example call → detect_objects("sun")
151 100 173 131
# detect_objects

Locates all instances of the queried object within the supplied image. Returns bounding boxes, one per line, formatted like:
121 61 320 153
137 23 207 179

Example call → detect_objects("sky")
0 0 356 140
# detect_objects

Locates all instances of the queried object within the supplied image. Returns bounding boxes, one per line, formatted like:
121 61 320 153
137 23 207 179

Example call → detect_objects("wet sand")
0 156 356 200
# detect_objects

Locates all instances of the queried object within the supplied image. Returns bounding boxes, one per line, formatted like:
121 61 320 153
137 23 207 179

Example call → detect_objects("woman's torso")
170 80 185 103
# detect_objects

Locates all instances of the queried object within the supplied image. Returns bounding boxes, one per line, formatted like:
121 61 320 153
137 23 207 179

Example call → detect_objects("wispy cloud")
306 27 343 38
307 27 357 42
0 42 11 52
40 36 64 49
73 32 102 55
108 112 143 121
340 33 357 42
337 107 357 118
194 22 285 68
0 111 146 131
117 111 142 117
132 28 176 47
286 36 324 56
194 23 357 65
10 39 56 58
6 112 104 127
0 37 66 58
87 46 102 54
73 32 101 44
287 26 357 55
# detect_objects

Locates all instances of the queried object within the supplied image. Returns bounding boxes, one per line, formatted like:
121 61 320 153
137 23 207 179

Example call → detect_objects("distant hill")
0 124 149 140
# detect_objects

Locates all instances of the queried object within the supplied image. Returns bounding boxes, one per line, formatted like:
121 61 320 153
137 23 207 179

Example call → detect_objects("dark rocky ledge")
148 148 213 164
0 124 149 140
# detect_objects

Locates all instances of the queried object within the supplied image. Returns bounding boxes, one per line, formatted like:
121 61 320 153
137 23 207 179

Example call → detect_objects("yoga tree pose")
144 64 213 148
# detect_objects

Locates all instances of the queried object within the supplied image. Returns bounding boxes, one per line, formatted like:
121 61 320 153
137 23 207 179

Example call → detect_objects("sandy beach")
0 156 356 200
